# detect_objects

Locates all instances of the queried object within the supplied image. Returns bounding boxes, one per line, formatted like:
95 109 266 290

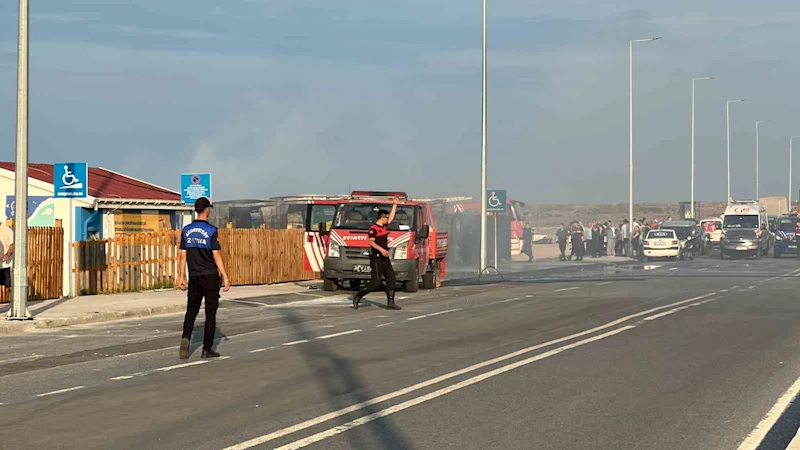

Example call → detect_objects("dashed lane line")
316 330 362 340
282 340 310 346
406 309 462 321
554 287 580 292
36 386 85 397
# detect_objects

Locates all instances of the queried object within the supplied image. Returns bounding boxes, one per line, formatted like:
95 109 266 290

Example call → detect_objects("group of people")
554 217 673 261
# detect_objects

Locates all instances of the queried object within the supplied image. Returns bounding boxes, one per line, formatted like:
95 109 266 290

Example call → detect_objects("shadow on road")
275 308 414 450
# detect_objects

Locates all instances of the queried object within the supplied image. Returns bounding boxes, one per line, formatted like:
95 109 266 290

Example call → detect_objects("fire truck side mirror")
318 222 329 235
417 226 430 240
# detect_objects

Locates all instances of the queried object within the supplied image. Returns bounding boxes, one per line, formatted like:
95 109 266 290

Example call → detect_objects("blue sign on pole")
181 173 212 204
53 162 88 198
487 190 507 213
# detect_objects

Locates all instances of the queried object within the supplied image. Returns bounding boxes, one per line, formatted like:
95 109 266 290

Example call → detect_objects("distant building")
0 163 193 296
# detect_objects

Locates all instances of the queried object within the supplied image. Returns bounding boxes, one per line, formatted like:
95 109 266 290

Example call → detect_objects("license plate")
736 246 748 251
353 265 372 273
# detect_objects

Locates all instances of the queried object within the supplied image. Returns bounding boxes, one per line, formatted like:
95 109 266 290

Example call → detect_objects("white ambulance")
720 200 771 258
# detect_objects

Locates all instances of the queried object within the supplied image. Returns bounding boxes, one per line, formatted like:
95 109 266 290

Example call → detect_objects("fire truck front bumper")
323 258 417 282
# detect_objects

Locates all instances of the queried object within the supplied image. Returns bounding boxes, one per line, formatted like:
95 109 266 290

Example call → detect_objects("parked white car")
643 229 681 260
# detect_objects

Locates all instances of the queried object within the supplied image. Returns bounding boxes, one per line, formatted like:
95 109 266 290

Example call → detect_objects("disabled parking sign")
487 190 507 213
53 163 88 198
180 173 212 204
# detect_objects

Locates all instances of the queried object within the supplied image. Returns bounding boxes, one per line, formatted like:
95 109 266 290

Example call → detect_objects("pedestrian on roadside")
352 196 402 310
178 197 231 360
592 222 603 258
585 221 595 257
571 223 585 261
606 222 616 257
556 223 569 261
521 222 534 262
0 221 14 292
640 218 650 255
631 220 641 258
621 219 630 257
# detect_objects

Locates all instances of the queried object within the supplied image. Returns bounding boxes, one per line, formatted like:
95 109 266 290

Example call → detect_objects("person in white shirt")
0 223 14 289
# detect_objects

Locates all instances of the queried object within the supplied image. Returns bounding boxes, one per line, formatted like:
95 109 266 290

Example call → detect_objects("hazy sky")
1 1 799 203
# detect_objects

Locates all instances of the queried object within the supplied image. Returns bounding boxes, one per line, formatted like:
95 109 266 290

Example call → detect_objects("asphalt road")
2 254 800 450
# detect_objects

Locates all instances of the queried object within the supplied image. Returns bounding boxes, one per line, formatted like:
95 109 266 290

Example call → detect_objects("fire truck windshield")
333 203 418 231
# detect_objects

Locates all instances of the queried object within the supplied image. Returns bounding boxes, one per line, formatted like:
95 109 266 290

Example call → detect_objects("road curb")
32 304 189 330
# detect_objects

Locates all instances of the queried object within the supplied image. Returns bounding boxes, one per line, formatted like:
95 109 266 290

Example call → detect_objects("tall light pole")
479 0 488 273
755 120 769 200
725 99 746 203
691 76 714 219
629 36 661 258
7 0 31 320
791 137 800 212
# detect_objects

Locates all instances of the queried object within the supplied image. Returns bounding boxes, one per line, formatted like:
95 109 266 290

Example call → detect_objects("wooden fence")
0 227 64 303
74 228 313 295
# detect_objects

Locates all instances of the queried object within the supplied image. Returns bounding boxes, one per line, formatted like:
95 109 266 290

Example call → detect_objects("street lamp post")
691 76 714 219
7 0 31 320
479 0 487 273
755 120 769 200
791 137 800 212
725 99 746 203
628 36 661 258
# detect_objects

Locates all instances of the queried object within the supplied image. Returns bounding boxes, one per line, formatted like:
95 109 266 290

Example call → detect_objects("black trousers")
182 274 220 351
356 257 396 300
558 241 567 259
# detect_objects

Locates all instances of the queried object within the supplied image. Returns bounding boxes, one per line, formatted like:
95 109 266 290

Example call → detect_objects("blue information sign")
181 173 212 204
53 162 88 198
487 190 507 213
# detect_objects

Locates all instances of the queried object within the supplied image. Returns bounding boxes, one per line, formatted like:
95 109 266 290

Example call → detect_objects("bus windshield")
333 203 418 231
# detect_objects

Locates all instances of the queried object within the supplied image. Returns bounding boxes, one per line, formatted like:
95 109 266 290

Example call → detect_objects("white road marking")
668 268 678 271
250 347 275 353
596 281 613 286
228 299 270 308
109 375 135 380
554 287 580 292
37 386 85 397
375 322 394 328
748 286 755 290
156 361 208 372
643 306 693 321
272 326 638 450
282 340 309 346
525 294 535 298
316 330 362 340
737 374 800 450
698 268 710 272
486 297 524 306
406 309 462 321
222 292 718 450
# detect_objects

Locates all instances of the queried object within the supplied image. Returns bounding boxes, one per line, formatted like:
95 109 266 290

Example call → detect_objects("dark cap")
194 197 213 212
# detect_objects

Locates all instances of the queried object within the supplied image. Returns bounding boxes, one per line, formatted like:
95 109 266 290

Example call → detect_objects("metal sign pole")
8 0 31 320
493 213 497 267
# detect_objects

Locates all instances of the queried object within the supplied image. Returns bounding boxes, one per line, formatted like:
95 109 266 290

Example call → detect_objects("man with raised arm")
352 196 401 310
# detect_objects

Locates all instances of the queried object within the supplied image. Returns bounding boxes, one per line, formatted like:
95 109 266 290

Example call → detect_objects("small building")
0 163 193 297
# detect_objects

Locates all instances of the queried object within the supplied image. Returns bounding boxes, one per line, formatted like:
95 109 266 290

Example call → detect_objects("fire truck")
322 191 448 292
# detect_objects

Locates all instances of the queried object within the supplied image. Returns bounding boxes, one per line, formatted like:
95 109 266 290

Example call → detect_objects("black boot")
352 294 361 310
386 292 401 310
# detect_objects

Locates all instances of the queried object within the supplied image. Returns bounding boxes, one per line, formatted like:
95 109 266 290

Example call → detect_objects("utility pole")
7 0 31 320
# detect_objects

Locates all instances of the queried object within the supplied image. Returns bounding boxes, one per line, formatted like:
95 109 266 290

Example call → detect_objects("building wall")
0 170 94 298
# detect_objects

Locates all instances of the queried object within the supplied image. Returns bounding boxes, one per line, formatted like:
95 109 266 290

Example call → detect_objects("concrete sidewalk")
0 281 321 335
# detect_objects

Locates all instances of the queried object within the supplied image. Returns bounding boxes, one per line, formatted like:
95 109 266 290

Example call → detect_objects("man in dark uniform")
352 196 401 310
521 222 534 262
178 197 231 359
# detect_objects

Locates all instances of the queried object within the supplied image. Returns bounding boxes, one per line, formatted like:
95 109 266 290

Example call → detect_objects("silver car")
720 228 765 259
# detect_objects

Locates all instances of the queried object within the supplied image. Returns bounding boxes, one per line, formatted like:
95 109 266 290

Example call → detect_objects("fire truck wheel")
405 265 419 293
323 279 338 292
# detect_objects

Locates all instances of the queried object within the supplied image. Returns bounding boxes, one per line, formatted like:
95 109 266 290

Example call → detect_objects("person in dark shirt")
178 197 231 359
571 223 585 261
521 223 534 262
556 223 568 261
352 196 400 310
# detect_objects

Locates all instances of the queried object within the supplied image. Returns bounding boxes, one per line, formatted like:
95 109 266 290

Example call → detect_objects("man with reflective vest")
353 196 401 310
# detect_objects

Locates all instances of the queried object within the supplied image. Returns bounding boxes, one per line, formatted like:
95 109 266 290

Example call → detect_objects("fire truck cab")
323 191 448 292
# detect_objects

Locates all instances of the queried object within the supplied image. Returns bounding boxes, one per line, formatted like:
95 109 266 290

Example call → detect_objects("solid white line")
788 427 800 450
37 386 85 397
375 322 394 328
221 292 717 450
698 268 710 272
110 375 135 381
316 330 362 340
737 374 800 450
155 361 208 372
406 309 462 321
282 340 309 346
668 268 678 271
596 281 614 286
554 287 580 292
273 326 638 450
643 306 692 321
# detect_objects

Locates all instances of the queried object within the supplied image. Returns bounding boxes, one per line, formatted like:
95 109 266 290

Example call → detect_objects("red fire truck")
322 191 448 292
